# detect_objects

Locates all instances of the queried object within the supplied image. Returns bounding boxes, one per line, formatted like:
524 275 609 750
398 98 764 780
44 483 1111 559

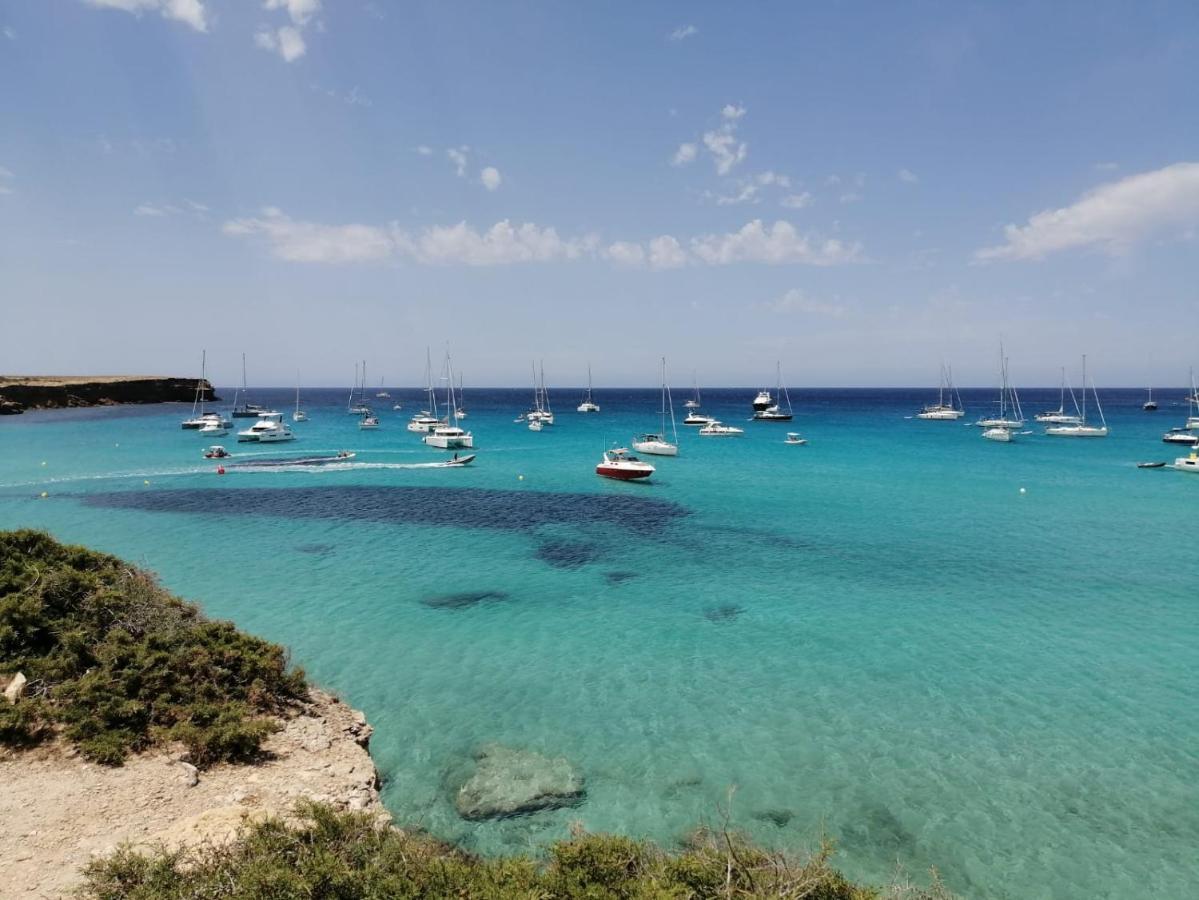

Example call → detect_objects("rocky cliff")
0 376 217 414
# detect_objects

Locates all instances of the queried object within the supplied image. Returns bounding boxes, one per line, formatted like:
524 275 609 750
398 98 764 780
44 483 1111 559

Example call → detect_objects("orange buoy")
216 466 226 475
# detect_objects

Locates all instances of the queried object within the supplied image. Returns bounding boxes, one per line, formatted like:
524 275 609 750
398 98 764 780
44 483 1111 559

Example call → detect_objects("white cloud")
690 219 860 266
668 24 698 42
0 165 13 195
700 106 748 175
825 174 841 186
134 203 169 216
721 104 746 121
480 166 502 191
765 288 849 316
713 171 795 206
447 147 469 177
344 86 371 107
414 145 433 156
264 0 320 25
975 162 1199 261
3 25 15 40
135 200 206 218
780 192 812 209
899 168 919 183
672 143 697 166
83 0 208 32
839 192 861 204
224 210 863 269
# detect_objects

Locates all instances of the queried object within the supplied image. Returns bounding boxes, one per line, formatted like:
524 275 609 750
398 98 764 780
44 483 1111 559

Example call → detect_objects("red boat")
595 447 655 481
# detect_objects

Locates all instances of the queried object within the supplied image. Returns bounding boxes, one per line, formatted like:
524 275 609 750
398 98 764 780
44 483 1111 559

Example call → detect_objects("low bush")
0 529 306 765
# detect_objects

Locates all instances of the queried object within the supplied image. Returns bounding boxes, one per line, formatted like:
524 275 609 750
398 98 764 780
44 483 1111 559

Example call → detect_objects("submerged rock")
752 808 794 828
535 540 599 569
703 604 743 622
604 570 637 585
454 744 585 820
294 543 335 556
422 590 510 610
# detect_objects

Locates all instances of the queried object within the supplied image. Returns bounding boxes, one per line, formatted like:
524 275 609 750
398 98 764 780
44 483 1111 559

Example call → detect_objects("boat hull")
1045 426 1108 437
631 441 678 456
596 464 653 480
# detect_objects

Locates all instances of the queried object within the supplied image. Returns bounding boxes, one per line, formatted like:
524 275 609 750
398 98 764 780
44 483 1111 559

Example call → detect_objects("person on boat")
453 452 459 461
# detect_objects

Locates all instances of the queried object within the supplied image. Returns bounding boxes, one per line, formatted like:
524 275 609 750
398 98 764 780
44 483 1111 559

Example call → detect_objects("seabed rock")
454 744 585 820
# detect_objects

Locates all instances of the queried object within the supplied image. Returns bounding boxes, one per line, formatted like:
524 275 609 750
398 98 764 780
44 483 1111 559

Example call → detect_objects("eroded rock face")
454 744 585 820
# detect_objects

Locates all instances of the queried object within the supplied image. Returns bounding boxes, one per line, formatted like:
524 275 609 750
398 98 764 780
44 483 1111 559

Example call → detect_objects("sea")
1 386 1196 899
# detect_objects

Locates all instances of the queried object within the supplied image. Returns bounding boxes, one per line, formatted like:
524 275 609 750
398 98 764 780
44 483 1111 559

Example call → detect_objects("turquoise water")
2 387 1197 898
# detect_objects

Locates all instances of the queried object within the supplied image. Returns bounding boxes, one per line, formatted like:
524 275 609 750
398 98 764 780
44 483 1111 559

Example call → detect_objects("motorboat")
198 416 228 436
236 413 295 443
916 364 965 419
424 424 472 448
528 417 544 432
1173 452 1199 473
1163 428 1199 445
752 390 772 413
698 420 744 436
393 403 404 411
684 412 715 426
202 445 230 459
407 413 443 433
230 353 265 418
784 432 807 445
1036 368 1083 424
596 447 654 481
982 426 1013 442
1137 461 1166 469
359 414 380 429
753 362 794 421
1143 388 1157 411
1045 355 1108 437
577 364 600 412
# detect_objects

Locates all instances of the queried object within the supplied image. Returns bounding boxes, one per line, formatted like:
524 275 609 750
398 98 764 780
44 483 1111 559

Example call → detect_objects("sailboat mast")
1081 355 1087 423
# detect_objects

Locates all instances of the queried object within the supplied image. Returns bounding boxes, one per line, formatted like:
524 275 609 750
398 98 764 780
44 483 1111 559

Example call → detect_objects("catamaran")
1045 355 1108 437
976 346 1025 433
236 412 295 443
1035 367 1083 424
577 364 600 412
916 364 965 420
423 353 474 449
407 349 445 433
753 362 794 421
632 357 679 456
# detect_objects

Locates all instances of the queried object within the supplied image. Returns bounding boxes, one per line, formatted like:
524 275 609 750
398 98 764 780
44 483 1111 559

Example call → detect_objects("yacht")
376 378 391 399
632 357 679 456
1143 388 1157 411
684 373 702 409
976 345 1024 433
1035 368 1083 424
1045 355 1108 437
182 351 229 429
1174 452 1199 473
525 362 555 425
231 354 265 418
596 447 654 481
753 362 794 421
292 378 308 422
577 364 600 412
347 361 371 415
752 389 772 413
408 350 446 432
203 445 230 459
982 426 1013 442
684 411 715 426
698 420 744 436
1162 428 1199 446
359 413 380 429
423 353 474 449
455 374 467 419
1184 373 1199 429
198 415 228 436
916 364 965 420
237 412 295 443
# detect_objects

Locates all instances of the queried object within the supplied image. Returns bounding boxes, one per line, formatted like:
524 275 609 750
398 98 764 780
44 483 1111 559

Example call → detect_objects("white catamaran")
577 364 600 413
422 353 474 449
407 349 445 433
632 357 680 456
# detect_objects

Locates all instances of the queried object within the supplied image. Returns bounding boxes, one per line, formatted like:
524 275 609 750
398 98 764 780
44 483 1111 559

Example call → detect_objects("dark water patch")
751 808 794 828
80 486 688 534
839 803 919 855
604 570 638 585
294 542 335 556
422 590 510 610
704 604 743 623
535 540 600 569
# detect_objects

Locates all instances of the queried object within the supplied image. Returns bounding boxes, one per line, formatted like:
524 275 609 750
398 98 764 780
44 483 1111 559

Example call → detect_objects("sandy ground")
0 690 384 898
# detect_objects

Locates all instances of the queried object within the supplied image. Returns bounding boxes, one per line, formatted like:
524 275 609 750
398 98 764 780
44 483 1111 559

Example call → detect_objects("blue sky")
1 1 1197 387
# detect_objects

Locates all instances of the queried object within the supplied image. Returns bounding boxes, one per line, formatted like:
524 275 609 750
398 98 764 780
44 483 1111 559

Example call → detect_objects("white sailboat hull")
1045 425 1108 437
631 439 678 456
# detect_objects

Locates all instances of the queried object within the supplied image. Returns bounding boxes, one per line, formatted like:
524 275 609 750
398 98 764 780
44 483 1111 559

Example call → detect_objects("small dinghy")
1137 461 1166 469
203 445 230 459
784 432 807 445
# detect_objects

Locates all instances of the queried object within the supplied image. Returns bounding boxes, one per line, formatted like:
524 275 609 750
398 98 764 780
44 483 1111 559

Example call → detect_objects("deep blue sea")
2 386 1197 899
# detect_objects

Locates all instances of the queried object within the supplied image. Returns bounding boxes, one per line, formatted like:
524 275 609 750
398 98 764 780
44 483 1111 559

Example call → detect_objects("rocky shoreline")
0 688 382 898
0 376 216 414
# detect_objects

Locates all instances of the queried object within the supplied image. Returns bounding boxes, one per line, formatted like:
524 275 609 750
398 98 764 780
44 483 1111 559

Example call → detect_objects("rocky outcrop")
0 376 217 413
0 688 383 898
4 671 27 703
454 744 585 820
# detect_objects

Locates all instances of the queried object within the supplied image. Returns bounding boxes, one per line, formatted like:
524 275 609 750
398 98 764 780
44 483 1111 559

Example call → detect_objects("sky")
1 0 1197 388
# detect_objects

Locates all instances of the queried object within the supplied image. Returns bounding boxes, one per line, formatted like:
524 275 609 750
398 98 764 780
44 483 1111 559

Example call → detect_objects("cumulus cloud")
701 105 748 175
899 168 919 183
975 162 1199 261
264 0 319 25
223 209 861 269
414 145 433 156
713 170 794 205
255 0 321 61
447 147 469 177
672 143 697 166
480 166 502 191
83 0 208 32
690 219 860 266
780 192 812 209
668 24 698 41
764 288 849 316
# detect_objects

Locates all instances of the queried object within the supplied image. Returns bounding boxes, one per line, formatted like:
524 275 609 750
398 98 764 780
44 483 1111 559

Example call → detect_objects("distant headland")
0 376 217 415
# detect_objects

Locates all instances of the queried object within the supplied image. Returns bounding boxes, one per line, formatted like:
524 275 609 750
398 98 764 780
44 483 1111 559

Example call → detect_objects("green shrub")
0 529 306 765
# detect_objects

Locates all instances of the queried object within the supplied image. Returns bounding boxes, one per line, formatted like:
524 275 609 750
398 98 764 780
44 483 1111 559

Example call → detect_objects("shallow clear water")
1 386 1196 898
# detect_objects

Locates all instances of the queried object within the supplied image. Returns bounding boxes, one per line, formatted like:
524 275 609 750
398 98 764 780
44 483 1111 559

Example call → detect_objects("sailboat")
1045 355 1108 437
1164 376 1199 443
407 349 444 432
526 362 554 427
1143 388 1158 411
348 361 371 415
916 364 965 420
976 345 1025 433
632 357 679 456
231 353 268 418
376 377 391 399
292 371 308 422
684 372 701 409
1035 368 1083 424
422 353 474 449
577 365 600 413
455 374 468 419
753 362 794 421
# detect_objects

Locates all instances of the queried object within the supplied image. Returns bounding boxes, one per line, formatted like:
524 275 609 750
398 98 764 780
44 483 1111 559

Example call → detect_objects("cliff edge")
0 376 217 414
